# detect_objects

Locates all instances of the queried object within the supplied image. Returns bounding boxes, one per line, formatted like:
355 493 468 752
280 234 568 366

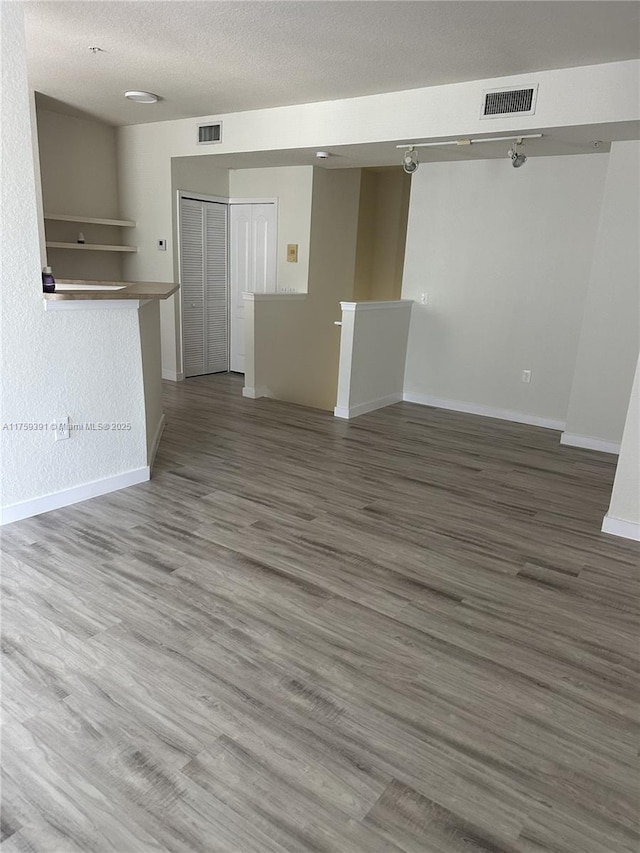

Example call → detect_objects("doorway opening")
178 192 277 378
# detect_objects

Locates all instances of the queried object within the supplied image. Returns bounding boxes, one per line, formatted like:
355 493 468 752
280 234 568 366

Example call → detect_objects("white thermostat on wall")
157 239 167 251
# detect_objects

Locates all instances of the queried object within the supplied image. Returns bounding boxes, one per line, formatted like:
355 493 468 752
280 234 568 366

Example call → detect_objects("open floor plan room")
1 374 638 853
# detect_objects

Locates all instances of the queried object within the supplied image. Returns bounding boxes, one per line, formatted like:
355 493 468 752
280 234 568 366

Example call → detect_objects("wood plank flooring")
1 372 639 853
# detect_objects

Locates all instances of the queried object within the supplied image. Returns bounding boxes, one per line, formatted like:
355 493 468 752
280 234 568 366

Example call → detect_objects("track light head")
508 139 527 168
403 147 419 174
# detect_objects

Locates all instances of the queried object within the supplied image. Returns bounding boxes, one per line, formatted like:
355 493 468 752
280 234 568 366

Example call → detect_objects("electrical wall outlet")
55 415 70 441
521 369 532 384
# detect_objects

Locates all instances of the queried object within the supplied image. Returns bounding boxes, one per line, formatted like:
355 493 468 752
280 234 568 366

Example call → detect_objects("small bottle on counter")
42 266 56 293
77 231 85 244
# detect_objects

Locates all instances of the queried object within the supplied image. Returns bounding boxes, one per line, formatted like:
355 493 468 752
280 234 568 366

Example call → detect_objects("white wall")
0 3 148 521
245 168 361 411
564 140 640 447
36 107 125 281
603 354 640 540
117 59 639 307
229 166 314 294
335 301 413 418
401 154 609 426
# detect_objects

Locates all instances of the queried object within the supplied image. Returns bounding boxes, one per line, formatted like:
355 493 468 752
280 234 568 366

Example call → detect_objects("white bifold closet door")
180 198 229 378
229 203 277 373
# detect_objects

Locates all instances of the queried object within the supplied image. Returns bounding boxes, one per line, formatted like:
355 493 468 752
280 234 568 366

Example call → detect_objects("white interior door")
180 197 228 378
230 202 277 373
251 204 277 293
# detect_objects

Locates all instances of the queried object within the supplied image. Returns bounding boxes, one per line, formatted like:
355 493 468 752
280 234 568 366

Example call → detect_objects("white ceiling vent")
198 122 222 144
480 85 538 119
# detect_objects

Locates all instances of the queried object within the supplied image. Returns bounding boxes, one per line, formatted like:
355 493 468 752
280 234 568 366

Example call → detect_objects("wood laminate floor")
1 373 639 853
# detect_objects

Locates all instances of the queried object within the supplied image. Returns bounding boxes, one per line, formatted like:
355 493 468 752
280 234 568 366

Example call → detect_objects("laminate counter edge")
43 280 179 301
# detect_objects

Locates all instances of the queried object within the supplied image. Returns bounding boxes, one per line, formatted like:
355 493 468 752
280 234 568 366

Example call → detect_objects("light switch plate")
287 244 298 263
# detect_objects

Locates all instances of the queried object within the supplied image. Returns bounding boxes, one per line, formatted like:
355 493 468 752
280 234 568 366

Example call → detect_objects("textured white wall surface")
401 154 609 424
564 140 640 444
606 354 640 529
0 3 148 516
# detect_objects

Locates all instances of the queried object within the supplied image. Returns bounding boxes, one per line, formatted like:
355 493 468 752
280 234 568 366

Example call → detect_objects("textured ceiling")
24 1 640 127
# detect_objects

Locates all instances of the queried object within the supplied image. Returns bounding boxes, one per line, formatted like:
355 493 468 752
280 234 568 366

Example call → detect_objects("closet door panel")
180 198 206 378
251 204 277 294
204 202 229 374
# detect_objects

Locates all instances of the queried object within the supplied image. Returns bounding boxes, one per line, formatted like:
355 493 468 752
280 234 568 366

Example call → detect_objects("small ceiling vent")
480 85 538 119
198 122 222 144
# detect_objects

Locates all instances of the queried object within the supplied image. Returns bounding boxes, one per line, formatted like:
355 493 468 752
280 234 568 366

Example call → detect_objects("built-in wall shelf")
44 213 136 227
46 242 138 253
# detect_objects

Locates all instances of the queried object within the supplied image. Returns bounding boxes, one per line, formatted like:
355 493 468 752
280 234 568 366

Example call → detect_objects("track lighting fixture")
508 138 527 168
402 147 419 174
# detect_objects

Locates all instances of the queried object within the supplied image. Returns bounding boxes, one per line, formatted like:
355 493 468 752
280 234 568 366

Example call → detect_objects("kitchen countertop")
44 279 180 300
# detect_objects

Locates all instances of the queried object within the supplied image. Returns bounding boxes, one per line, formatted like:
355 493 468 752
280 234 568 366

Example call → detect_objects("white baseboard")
560 432 620 455
162 370 184 382
602 513 640 542
334 392 403 420
149 413 166 467
0 467 150 526
402 392 565 432
242 386 269 399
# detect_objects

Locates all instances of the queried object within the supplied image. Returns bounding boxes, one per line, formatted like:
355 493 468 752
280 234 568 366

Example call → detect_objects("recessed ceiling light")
124 90 159 104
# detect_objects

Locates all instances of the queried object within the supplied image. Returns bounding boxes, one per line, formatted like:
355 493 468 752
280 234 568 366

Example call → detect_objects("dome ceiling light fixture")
124 90 159 104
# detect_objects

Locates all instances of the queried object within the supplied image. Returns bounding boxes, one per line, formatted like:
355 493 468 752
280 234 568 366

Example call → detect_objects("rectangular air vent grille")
198 122 222 144
481 85 538 119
